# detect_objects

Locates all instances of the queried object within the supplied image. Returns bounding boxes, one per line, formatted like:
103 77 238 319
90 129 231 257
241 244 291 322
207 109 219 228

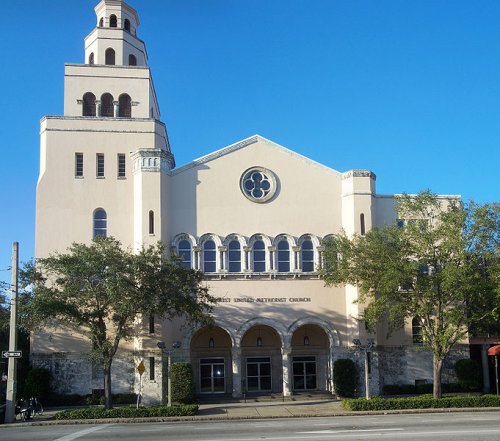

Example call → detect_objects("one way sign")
1 351 22 358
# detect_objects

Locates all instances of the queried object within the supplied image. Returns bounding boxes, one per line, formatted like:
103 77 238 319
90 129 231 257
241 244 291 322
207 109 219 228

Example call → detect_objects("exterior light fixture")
209 337 215 348
304 336 310 346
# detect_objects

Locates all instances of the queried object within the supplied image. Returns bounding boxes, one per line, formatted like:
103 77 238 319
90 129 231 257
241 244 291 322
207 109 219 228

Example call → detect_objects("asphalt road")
2 412 500 441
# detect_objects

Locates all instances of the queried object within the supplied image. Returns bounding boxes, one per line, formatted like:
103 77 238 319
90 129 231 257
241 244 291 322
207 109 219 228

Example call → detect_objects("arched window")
149 210 154 235
128 54 137 66
360 213 366 236
178 240 192 269
301 240 314 272
412 317 423 344
124 19 131 32
100 93 114 117
203 240 216 273
252 240 265 272
228 240 241 273
277 240 290 272
82 92 96 116
109 14 117 27
99 17 104 27
105 48 115 65
93 209 107 238
88 52 94 65
118 93 131 118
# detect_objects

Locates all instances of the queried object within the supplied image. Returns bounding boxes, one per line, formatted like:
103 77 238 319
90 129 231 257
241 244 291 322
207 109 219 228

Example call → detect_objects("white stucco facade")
33 0 466 403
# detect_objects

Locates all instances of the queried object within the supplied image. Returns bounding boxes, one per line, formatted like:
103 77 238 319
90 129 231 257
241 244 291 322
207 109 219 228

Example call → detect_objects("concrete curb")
2 406 500 428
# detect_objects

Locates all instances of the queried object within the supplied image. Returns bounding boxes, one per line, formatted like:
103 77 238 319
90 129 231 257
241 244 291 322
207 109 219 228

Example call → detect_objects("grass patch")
54 404 199 420
342 395 500 411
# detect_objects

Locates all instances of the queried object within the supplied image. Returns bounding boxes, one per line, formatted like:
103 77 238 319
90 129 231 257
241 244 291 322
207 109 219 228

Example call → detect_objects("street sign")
137 360 145 376
2 351 22 358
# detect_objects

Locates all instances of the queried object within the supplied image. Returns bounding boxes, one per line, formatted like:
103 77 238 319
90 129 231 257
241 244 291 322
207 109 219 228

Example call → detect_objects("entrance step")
196 391 337 404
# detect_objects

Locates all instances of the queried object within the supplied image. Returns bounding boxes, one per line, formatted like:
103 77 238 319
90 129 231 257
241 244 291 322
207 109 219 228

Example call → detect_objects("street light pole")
157 341 181 407
353 338 374 400
5 242 19 424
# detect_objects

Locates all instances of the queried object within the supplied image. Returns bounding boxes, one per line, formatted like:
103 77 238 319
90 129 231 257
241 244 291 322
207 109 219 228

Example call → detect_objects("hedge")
455 359 482 391
54 404 199 420
171 363 195 404
383 383 464 395
333 359 357 398
342 395 500 411
44 392 137 407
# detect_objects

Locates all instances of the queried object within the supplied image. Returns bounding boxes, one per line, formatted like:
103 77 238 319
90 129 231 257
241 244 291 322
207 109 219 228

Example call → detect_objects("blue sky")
1 0 499 284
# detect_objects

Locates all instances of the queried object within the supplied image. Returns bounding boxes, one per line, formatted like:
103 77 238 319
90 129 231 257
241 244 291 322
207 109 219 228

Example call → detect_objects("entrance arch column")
231 347 242 398
282 339 292 396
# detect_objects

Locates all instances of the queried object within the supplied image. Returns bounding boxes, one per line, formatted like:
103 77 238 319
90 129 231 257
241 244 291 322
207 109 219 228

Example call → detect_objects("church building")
33 0 466 403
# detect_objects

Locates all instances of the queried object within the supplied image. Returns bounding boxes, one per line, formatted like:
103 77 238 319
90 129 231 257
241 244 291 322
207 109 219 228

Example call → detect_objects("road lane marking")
299 428 404 434
53 424 112 441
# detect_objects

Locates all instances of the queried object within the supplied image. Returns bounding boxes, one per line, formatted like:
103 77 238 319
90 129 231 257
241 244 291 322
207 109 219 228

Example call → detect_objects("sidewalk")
3 398 500 427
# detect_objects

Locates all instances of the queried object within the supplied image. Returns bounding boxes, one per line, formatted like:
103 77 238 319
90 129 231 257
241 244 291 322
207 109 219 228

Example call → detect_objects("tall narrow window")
93 209 107 238
203 240 216 273
109 14 117 27
82 92 96 116
178 240 192 269
75 153 83 177
149 315 155 334
128 54 137 66
412 317 423 345
105 48 115 65
88 52 94 65
149 211 154 235
252 240 266 272
124 19 131 32
100 93 114 117
301 240 314 272
117 154 126 178
96 154 104 178
360 213 366 236
277 240 290 272
149 357 155 381
228 240 241 272
118 93 131 118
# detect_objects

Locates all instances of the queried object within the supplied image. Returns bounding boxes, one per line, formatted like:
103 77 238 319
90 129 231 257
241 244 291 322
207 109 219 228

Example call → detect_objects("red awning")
487 345 500 356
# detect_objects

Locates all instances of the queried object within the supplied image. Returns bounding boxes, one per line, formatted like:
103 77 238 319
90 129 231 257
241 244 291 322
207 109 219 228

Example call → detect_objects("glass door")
246 357 272 392
200 358 225 393
292 356 317 391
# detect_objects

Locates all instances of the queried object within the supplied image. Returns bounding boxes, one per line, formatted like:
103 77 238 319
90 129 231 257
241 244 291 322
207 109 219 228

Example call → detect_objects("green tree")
21 237 215 409
321 192 499 399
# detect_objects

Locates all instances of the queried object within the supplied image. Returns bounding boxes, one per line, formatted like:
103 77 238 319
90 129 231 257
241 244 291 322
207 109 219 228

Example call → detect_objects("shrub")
342 395 500 411
23 368 52 399
383 383 464 395
171 362 195 404
333 359 357 398
455 359 482 391
54 404 199 420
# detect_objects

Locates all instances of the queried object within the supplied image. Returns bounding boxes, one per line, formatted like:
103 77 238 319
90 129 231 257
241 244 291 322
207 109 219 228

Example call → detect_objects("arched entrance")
241 325 282 394
190 326 232 395
291 324 329 392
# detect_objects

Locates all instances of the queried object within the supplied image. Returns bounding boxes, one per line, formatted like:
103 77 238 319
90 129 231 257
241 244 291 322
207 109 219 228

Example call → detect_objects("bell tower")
86 0 146 67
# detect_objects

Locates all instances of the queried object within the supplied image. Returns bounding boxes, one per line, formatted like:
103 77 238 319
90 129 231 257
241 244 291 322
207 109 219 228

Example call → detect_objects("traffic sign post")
2 351 22 358
5 242 19 423
136 361 145 408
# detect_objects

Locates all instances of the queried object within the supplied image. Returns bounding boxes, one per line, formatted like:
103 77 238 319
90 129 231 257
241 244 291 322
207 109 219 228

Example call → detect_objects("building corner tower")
34 0 173 402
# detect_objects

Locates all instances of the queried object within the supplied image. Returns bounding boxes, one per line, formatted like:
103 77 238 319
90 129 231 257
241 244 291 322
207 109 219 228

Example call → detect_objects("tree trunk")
433 355 443 399
104 361 113 409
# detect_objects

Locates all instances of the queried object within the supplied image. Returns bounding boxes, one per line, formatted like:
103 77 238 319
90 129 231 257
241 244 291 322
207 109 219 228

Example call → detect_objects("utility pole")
5 242 19 423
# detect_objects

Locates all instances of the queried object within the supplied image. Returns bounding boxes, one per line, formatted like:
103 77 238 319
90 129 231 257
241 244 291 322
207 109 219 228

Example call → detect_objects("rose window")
240 167 277 203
